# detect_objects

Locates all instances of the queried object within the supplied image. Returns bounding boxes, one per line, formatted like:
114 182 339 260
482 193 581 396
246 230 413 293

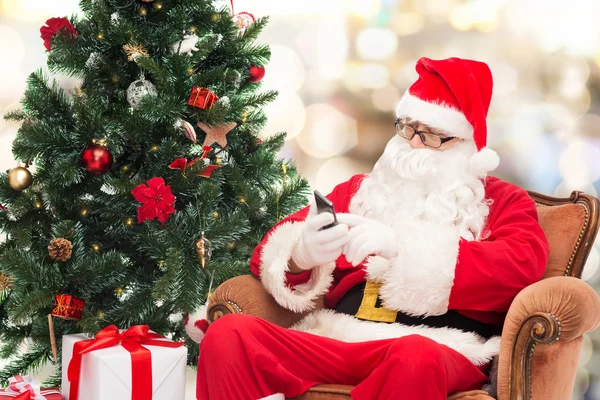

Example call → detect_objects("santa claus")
190 57 550 400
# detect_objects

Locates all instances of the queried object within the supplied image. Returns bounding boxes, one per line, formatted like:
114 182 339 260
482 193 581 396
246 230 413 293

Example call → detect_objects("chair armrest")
207 274 321 328
497 276 600 400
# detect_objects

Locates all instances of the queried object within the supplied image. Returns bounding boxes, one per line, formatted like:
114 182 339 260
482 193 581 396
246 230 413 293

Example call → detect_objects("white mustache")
392 147 439 180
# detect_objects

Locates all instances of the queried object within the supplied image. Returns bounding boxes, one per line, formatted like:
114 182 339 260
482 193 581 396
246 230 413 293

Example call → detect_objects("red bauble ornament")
81 144 113 175
248 65 265 82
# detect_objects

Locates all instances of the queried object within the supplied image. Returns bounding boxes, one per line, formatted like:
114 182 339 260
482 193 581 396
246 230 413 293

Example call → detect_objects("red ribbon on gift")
67 325 184 400
1 375 62 399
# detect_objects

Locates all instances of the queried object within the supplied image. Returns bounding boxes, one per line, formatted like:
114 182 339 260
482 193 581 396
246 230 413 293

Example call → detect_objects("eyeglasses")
395 118 457 149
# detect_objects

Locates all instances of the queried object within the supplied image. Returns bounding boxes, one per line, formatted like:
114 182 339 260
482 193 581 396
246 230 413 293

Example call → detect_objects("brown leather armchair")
204 191 600 400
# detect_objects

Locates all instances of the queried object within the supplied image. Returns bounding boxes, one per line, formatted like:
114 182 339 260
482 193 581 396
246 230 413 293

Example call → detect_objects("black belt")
335 282 501 339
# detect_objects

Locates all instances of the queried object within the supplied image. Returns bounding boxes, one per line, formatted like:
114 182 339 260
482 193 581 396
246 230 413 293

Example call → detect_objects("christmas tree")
0 0 309 385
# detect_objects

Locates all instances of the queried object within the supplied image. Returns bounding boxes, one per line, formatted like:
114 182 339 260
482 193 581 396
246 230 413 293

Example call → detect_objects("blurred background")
1 0 600 398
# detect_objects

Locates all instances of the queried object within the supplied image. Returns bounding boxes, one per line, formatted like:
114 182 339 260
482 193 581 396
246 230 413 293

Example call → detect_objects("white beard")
349 136 493 241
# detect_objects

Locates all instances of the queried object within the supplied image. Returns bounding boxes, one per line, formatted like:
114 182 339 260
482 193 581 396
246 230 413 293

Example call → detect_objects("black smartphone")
314 190 338 230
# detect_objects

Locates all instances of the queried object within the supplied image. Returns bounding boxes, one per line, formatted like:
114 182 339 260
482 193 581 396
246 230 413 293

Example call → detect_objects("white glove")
291 205 350 271
336 214 398 266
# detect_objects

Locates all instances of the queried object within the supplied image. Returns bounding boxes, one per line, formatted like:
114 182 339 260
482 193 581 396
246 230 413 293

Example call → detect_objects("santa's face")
349 123 493 241
396 117 463 152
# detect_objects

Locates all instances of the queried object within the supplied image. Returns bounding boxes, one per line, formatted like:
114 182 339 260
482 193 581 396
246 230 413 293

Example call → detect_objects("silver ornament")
126 78 157 109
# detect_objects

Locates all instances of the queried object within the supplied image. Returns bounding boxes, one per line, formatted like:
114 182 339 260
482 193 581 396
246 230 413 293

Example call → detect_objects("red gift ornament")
52 294 85 320
131 177 176 226
40 17 78 51
187 87 218 109
67 325 184 400
1 375 62 400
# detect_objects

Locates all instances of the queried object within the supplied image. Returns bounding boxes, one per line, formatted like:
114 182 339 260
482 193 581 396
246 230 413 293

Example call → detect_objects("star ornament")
131 177 176 226
197 121 237 148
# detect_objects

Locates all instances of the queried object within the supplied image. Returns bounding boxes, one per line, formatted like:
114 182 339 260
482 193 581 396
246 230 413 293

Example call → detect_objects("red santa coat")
249 174 550 365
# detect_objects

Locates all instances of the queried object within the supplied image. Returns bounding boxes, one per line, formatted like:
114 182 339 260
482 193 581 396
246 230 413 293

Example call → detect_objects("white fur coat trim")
378 223 461 317
364 255 391 283
259 221 336 313
291 309 500 366
396 92 473 140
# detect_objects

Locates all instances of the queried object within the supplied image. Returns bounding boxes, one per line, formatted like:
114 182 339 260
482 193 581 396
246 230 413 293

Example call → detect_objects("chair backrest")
528 190 600 279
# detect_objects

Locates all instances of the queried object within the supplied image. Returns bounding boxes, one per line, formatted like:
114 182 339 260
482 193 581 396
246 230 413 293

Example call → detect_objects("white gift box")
61 332 187 400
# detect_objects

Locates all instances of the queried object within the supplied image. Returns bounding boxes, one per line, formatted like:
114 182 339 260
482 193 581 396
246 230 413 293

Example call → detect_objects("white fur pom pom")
469 147 499 177
184 304 209 343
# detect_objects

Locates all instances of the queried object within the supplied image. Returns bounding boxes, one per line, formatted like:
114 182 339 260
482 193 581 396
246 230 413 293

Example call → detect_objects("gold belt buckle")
355 280 398 323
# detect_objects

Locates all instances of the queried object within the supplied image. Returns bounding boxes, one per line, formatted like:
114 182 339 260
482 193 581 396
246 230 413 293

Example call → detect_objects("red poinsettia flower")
40 17 78 51
131 177 176 226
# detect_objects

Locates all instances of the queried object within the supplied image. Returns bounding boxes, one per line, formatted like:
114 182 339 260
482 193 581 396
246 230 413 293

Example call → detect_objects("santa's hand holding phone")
336 214 399 266
291 203 350 271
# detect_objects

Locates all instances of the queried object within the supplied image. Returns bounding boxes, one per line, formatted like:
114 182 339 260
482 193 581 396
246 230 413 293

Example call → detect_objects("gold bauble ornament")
8 166 33 191
120 164 131 173
195 232 213 270
227 241 237 251
91 242 102 253
211 211 220 220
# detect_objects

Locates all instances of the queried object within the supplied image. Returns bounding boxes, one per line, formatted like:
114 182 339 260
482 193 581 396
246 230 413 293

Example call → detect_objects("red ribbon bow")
168 146 222 178
67 325 184 400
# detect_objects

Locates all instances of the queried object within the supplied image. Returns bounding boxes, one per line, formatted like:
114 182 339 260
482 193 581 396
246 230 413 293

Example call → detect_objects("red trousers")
197 314 488 400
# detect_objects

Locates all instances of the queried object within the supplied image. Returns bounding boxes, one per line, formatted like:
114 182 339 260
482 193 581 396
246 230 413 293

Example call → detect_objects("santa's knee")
200 314 262 364
386 335 446 377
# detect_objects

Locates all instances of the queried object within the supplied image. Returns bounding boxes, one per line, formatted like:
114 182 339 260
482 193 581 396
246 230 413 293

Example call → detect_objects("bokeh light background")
1 0 600 398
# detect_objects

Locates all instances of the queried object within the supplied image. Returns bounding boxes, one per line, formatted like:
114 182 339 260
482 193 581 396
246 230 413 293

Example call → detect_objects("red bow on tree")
40 17 78 51
67 325 184 400
168 146 222 178
131 177 176 226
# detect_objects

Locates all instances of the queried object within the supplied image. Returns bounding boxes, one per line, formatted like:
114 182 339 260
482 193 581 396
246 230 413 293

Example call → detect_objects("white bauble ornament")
126 78 157 109
184 304 208 343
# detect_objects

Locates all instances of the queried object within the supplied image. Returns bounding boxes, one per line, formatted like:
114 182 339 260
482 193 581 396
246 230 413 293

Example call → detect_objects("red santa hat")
396 57 499 173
